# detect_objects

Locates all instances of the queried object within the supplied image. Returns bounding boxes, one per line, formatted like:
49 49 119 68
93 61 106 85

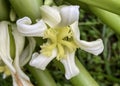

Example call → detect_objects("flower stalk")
65 0 120 15
27 65 57 86
53 58 99 86
70 58 99 86
89 7 120 35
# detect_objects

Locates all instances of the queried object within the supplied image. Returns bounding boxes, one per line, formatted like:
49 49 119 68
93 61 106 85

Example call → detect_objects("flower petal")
78 39 104 55
70 21 104 55
19 37 36 67
12 25 33 86
58 6 79 27
12 73 33 86
0 21 16 73
60 51 79 79
12 24 25 55
29 48 57 70
70 21 80 40
16 17 47 37
40 5 61 28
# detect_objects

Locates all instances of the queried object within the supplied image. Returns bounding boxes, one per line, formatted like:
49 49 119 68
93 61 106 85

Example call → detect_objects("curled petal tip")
40 6 61 27
58 5 80 27
60 52 79 79
30 49 57 70
77 39 104 55
16 17 47 37
17 17 32 25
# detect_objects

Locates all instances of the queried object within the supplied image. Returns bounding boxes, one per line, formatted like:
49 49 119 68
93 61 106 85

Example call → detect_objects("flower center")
40 27 77 60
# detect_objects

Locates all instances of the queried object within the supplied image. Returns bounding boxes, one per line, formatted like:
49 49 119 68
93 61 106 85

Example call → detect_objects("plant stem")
65 0 120 15
89 7 120 35
70 58 99 86
27 65 57 86
53 58 99 86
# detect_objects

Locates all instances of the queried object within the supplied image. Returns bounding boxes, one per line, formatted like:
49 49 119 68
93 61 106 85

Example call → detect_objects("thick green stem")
65 0 120 15
9 0 43 21
0 0 10 20
53 58 99 86
27 65 57 86
89 7 120 35
70 58 99 86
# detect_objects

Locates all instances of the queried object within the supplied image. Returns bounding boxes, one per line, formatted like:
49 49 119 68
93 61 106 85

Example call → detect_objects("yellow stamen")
41 27 78 60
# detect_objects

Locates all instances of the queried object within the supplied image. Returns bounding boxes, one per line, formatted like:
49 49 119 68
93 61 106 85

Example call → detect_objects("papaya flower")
17 5 104 79
0 21 35 86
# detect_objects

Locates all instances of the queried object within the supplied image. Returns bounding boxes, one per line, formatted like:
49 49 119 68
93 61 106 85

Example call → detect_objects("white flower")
17 5 104 79
0 21 16 76
0 21 34 86
12 25 34 86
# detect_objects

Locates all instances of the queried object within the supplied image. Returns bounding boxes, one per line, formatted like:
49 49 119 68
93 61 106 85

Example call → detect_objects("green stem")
9 0 43 21
89 7 120 35
53 58 99 86
70 58 99 86
27 65 57 86
0 0 10 20
65 0 120 15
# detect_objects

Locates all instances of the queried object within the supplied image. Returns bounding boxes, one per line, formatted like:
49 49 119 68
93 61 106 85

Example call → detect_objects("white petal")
12 73 33 86
12 25 33 86
78 39 104 55
0 21 10 59
29 49 57 70
0 21 16 73
16 17 47 37
58 6 79 27
12 24 25 55
70 21 80 40
60 51 79 79
19 37 36 67
70 21 104 55
40 5 61 28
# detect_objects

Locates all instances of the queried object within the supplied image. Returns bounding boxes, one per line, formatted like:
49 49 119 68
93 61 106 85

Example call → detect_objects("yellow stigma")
41 27 77 60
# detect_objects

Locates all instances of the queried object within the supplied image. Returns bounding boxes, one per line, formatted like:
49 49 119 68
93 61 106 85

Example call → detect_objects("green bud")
9 0 43 21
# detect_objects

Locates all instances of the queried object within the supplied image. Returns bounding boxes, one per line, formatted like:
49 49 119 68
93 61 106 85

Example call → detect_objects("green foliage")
0 74 12 86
